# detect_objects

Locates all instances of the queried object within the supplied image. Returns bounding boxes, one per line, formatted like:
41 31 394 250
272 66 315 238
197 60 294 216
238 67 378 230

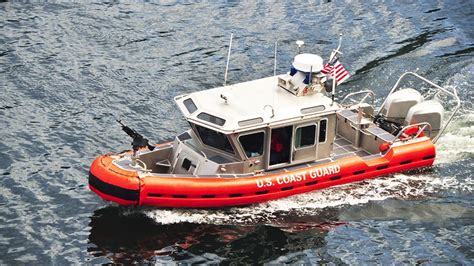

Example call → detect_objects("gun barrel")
116 119 154 150
122 126 137 138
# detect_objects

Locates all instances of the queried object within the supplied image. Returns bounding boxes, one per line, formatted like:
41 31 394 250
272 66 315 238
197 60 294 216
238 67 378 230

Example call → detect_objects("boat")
89 38 460 208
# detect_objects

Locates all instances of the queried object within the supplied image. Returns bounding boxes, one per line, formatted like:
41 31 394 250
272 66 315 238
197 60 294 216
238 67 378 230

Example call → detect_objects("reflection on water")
1 0 473 264
88 206 335 264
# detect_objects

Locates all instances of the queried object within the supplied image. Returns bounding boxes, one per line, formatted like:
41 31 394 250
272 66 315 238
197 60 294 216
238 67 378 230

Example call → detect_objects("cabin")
162 54 343 175
135 53 438 176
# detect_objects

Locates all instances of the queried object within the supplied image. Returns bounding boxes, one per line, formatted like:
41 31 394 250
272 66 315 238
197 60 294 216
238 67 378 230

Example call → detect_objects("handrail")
389 122 432 145
129 158 150 173
377 72 461 144
341 90 375 108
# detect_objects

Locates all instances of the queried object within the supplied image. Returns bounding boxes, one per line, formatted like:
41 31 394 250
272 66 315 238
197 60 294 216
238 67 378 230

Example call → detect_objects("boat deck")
118 134 383 179
333 136 372 159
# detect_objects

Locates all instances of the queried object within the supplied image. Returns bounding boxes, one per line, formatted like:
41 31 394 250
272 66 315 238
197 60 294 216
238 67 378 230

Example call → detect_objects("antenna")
329 33 343 62
336 33 343 51
296 40 304 54
331 34 343 105
224 33 233 86
273 41 278 76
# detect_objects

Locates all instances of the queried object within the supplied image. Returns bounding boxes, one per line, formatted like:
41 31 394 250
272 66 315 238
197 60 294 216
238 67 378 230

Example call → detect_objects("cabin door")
269 126 293 166
292 123 318 163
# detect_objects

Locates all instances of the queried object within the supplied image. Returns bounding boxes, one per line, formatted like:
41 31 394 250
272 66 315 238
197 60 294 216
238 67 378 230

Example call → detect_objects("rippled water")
1 1 473 264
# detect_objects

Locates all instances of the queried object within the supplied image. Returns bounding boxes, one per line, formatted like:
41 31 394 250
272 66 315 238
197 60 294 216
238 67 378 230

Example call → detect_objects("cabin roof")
174 75 339 133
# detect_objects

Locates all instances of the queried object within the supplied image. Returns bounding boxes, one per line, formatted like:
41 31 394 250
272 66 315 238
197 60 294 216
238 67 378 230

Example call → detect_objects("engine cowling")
380 88 424 124
404 100 444 139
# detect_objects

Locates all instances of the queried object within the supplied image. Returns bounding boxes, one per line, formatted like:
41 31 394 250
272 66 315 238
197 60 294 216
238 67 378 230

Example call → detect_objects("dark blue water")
1 1 473 264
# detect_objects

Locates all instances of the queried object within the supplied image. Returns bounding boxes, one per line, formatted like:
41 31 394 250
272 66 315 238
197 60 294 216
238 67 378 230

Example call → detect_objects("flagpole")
331 68 336 105
331 33 343 105
330 34 343 62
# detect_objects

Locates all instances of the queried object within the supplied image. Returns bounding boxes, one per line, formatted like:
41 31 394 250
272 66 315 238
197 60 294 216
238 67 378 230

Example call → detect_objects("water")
1 1 473 264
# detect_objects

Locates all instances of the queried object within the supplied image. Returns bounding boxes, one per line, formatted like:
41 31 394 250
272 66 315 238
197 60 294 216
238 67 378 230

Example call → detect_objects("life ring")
380 126 425 152
400 126 424 141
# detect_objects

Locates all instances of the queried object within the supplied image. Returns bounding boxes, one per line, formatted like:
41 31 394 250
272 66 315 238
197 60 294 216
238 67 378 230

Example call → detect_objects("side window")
319 119 327 143
239 132 265 158
295 125 316 148
195 124 234 154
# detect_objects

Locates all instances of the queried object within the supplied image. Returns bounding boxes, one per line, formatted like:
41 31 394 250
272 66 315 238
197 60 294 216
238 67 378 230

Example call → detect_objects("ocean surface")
1 1 473 264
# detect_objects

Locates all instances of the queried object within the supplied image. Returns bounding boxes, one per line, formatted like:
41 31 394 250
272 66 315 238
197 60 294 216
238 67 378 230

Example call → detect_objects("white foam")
435 112 474 164
433 65 474 164
144 172 471 225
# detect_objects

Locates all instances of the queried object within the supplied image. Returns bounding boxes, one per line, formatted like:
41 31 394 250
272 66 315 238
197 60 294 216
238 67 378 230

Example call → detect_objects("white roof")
174 75 339 133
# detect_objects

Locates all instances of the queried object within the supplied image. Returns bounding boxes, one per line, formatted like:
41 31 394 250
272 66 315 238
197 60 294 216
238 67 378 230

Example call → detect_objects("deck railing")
340 90 375 108
389 122 433 145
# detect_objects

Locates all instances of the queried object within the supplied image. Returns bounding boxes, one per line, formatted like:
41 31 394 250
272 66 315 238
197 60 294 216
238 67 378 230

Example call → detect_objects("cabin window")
197 112 226 126
319 119 327 143
194 124 234 154
183 98 197 114
239 131 265 158
295 124 316 149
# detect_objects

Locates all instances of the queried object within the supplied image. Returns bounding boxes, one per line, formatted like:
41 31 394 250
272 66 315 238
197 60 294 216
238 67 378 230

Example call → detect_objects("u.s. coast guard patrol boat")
89 38 460 208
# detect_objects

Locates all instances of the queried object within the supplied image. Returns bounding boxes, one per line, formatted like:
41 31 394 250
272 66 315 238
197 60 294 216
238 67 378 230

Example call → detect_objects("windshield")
194 124 234 154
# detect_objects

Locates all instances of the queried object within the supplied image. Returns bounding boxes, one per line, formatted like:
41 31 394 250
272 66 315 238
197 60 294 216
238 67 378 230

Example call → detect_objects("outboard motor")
374 88 423 134
404 100 444 139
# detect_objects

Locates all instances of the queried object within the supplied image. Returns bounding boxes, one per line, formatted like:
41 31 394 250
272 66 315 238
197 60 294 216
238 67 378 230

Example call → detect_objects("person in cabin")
270 128 291 164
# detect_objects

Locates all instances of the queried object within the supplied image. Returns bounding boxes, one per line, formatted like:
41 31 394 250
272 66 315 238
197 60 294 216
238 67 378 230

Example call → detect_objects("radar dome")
292 53 324 73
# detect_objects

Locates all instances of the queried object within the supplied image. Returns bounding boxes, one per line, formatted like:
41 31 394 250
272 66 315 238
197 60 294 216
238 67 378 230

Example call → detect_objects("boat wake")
435 112 474 164
144 173 471 226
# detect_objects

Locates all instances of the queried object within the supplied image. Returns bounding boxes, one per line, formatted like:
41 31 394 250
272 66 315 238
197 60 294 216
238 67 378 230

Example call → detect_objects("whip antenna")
224 33 233 86
273 41 278 76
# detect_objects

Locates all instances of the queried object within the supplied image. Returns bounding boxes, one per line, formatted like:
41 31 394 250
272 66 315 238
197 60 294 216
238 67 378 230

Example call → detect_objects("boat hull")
89 139 436 208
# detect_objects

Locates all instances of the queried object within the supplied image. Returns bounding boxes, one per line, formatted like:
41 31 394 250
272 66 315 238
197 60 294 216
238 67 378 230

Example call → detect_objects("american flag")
321 57 350 85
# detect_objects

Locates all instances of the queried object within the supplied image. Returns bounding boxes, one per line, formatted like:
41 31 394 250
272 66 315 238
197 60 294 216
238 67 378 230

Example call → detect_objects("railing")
389 122 432 145
340 90 375 108
377 72 461 144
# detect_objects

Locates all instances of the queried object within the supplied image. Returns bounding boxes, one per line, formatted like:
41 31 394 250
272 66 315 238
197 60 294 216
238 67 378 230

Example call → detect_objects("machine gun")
116 120 155 151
